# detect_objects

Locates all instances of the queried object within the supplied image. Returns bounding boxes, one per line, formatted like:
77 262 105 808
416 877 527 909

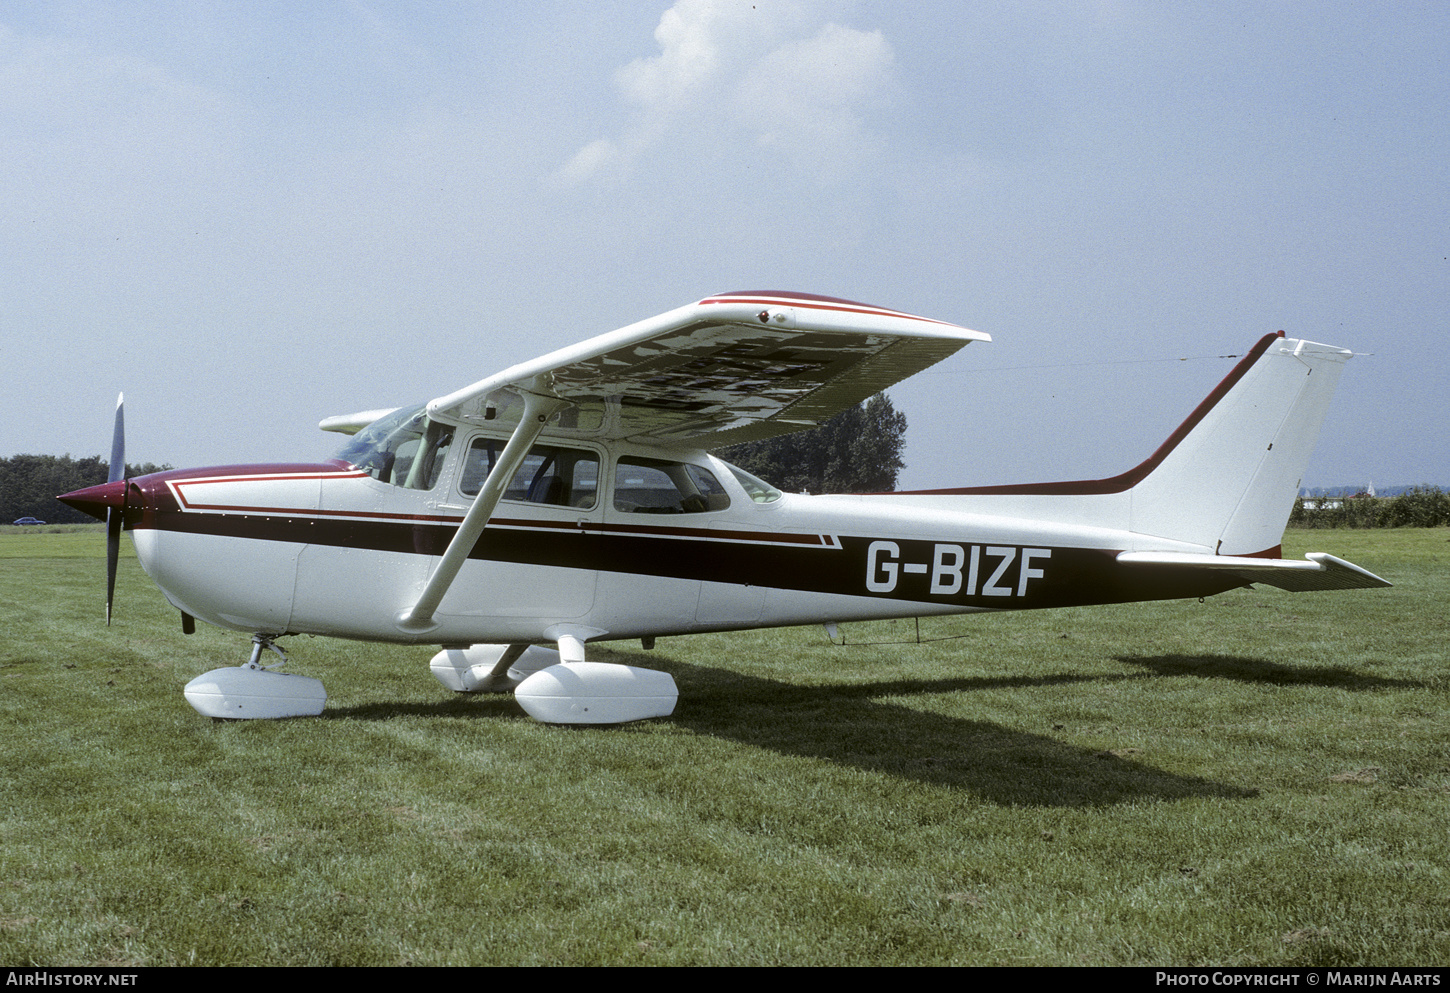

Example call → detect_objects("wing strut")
397 385 567 634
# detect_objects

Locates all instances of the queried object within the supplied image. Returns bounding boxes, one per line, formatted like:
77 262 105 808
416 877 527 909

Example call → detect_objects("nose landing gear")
183 635 327 719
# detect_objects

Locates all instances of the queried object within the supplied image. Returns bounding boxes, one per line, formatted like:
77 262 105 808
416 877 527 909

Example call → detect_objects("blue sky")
3 1 1445 490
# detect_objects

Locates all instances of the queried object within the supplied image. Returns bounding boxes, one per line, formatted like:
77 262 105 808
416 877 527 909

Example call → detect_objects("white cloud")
556 137 623 186
616 0 730 109
554 0 895 184
734 22 895 167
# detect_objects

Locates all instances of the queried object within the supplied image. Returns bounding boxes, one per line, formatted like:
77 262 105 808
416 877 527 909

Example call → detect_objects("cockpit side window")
613 457 730 514
335 404 454 490
460 438 599 509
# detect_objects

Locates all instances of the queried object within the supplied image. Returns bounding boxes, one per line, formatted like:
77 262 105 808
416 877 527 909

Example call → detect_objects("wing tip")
699 290 987 339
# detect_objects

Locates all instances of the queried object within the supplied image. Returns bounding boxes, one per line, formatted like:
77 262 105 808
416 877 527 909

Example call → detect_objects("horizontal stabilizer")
1117 551 1391 592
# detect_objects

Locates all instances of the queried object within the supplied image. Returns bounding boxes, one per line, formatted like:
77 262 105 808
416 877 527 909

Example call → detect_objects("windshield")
719 460 782 504
334 403 454 490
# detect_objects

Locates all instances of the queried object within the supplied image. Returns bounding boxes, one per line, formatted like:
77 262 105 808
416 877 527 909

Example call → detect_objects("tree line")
0 454 171 524
714 393 907 494
1288 486 1450 529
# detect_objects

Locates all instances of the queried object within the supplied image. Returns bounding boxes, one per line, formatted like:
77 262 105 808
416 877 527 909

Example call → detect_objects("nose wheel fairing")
183 636 326 720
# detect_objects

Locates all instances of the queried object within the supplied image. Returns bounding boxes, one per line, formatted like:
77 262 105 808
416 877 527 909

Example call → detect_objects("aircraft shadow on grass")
326 656 1258 808
642 659 1259 808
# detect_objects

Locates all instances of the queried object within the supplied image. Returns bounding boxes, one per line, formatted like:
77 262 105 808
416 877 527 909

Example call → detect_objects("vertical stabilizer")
890 332 1355 559
1127 336 1352 555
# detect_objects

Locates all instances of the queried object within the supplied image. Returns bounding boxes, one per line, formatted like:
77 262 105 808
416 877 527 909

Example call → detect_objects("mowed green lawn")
1 525 1445 966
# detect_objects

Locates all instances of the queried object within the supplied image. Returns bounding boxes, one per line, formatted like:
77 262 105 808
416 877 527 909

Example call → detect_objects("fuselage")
114 431 1242 646
56 308 1366 651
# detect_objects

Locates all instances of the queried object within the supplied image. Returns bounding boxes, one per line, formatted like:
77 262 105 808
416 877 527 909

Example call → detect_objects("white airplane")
60 290 1389 723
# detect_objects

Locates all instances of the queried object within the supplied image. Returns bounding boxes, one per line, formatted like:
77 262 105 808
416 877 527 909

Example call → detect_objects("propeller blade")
109 393 125 483
106 393 124 625
106 508 122 626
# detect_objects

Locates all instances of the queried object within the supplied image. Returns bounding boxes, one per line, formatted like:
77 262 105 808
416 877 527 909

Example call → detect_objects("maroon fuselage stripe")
126 504 1247 611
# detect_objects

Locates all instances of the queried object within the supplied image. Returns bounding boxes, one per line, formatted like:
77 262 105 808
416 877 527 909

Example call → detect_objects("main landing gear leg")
182 634 327 720
428 643 559 693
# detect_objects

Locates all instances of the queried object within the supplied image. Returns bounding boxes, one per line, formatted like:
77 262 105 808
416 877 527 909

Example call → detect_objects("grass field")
1 525 1446 966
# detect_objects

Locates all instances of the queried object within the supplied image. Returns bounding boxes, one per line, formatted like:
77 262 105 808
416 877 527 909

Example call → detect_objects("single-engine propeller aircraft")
61 291 1389 722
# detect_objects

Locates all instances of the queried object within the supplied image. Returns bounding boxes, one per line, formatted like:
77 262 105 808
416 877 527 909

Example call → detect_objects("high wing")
365 291 985 634
422 291 989 448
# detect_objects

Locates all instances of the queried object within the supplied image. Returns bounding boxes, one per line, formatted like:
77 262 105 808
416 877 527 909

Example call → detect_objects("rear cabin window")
460 438 599 509
613 458 730 514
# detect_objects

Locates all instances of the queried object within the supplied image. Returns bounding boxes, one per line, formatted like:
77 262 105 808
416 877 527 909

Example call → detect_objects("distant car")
12 517 45 525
